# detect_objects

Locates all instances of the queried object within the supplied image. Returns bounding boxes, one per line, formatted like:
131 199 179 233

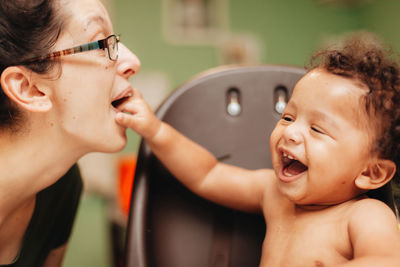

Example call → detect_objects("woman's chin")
110 138 127 153
109 125 129 151
97 134 128 153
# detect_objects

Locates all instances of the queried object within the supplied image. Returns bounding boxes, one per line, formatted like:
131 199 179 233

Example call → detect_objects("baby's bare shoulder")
345 197 400 260
252 168 280 196
347 197 399 237
257 169 289 215
348 197 395 218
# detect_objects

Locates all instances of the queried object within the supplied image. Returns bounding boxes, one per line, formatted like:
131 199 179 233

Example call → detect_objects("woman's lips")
111 87 134 110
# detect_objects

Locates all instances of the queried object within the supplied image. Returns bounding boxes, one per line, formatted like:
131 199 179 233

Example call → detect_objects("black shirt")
0 164 83 267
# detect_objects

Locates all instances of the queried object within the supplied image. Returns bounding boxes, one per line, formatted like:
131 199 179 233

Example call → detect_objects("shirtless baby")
116 34 400 266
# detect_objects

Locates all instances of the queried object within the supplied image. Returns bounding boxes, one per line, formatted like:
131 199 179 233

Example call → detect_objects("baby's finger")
132 88 143 99
117 92 147 113
115 111 136 128
117 100 139 114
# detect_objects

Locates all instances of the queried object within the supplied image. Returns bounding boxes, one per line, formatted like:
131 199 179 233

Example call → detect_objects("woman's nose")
117 43 141 79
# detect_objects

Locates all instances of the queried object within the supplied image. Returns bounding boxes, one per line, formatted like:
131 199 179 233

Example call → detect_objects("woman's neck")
0 127 83 217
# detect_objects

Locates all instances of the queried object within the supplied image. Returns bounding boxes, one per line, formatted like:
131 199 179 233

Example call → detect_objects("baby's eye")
282 115 294 122
311 126 324 134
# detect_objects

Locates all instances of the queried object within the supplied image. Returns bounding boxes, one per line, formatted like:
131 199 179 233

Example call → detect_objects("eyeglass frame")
20 34 120 65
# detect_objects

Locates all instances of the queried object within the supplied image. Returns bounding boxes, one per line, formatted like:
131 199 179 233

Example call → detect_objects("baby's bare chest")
260 212 352 267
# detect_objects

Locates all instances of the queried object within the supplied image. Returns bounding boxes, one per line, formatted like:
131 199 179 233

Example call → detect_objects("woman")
0 0 140 266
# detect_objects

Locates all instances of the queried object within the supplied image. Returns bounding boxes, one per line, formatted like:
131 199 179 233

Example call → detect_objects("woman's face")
44 0 140 154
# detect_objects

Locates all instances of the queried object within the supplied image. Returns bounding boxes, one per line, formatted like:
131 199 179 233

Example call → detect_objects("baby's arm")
115 89 271 213
337 198 400 267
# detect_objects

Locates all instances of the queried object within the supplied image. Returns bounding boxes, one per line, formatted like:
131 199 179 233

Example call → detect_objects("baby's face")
270 68 373 206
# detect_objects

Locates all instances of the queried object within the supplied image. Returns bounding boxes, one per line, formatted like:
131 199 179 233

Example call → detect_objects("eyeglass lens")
107 36 118 60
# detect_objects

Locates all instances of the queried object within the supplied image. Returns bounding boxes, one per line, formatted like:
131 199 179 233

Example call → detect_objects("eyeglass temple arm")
17 37 112 65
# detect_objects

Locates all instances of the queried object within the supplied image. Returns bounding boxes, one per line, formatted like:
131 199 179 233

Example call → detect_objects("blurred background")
63 0 400 266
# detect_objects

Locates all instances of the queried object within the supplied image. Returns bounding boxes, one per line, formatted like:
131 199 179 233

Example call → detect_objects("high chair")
123 65 307 267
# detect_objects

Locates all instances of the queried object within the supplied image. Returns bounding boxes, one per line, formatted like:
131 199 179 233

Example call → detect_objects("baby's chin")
277 182 308 203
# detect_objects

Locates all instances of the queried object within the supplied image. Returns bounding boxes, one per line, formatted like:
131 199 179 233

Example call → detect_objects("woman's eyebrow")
84 15 111 33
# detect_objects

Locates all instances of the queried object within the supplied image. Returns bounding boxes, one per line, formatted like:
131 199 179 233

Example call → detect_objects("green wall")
361 0 400 52
115 0 365 87
228 0 363 65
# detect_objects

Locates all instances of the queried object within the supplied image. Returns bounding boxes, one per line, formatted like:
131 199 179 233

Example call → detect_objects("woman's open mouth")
280 152 308 182
111 90 133 111
112 96 130 109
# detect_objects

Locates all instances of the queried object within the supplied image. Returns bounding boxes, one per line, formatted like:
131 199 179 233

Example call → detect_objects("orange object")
117 155 136 216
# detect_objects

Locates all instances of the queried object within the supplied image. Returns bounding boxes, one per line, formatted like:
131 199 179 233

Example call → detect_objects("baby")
116 34 400 266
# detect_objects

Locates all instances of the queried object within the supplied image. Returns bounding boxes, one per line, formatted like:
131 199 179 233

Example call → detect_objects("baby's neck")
295 204 332 211
295 194 368 212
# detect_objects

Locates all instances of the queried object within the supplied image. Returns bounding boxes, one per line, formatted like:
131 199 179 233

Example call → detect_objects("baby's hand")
115 88 161 141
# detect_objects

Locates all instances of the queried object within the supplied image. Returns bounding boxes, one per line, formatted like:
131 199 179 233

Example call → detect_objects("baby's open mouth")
282 153 308 176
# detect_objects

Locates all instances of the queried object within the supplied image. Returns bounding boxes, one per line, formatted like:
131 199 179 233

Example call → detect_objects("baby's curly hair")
308 33 400 180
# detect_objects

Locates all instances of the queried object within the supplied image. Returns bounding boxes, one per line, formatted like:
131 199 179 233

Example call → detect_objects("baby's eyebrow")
309 110 338 128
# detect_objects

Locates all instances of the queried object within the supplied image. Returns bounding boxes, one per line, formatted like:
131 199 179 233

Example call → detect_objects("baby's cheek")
270 128 280 148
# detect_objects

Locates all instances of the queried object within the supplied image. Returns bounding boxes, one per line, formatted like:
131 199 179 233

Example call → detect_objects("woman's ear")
355 159 396 190
0 66 52 112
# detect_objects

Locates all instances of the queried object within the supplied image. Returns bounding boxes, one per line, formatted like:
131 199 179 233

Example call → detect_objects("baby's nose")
283 123 303 145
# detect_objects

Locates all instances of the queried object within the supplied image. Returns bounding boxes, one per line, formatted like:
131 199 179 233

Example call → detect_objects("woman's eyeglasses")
21 34 120 64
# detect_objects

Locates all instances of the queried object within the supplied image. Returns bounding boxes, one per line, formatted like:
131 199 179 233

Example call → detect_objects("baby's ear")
355 159 396 190
0 66 52 112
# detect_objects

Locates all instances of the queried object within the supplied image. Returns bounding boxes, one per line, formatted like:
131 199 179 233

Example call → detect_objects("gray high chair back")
123 65 304 267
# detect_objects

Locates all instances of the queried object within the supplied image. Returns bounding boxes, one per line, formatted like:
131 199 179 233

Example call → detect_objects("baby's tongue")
284 160 307 176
